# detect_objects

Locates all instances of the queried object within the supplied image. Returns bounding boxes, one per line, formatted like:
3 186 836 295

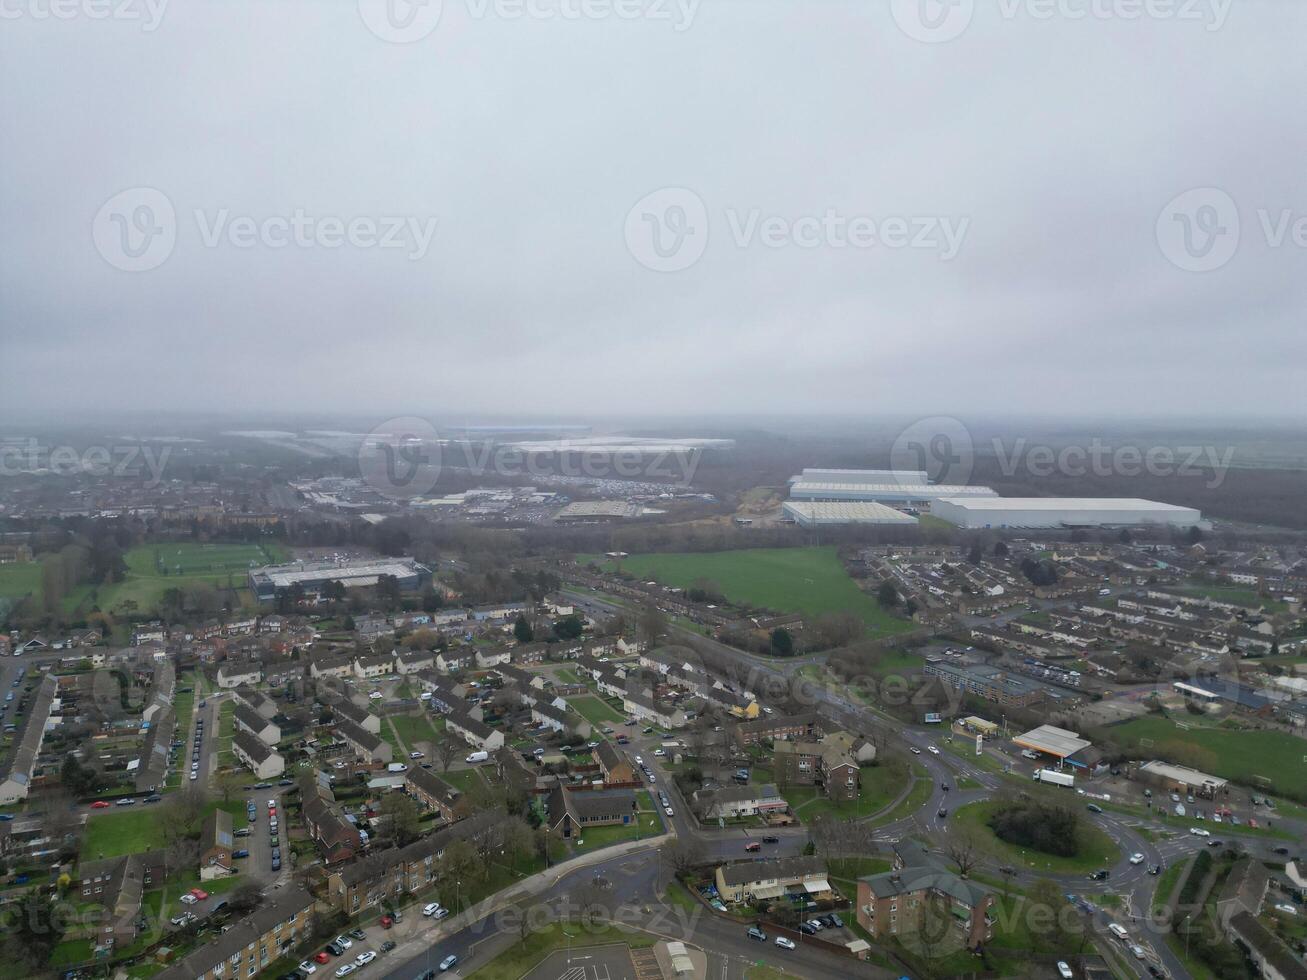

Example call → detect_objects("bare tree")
942 824 987 878
661 837 707 876
435 737 460 773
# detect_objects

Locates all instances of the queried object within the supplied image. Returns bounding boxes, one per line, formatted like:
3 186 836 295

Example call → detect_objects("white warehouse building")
783 501 920 528
931 497 1202 529
789 468 928 485
788 480 998 505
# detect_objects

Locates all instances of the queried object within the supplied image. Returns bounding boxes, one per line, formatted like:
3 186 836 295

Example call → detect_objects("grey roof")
0 674 57 787
234 728 276 765
234 701 270 734
718 856 827 888
405 766 462 808
337 808 503 887
863 842 991 909
152 887 316 980
333 697 377 729
336 716 384 754
135 707 175 791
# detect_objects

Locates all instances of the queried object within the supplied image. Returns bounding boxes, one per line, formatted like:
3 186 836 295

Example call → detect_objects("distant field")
583 547 913 638
1109 716 1307 797
1175 582 1289 612
0 562 41 600
68 541 287 617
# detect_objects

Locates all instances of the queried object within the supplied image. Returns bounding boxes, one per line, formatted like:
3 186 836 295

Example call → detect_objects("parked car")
747 927 767 942
423 902 443 917
333 936 353 950
315 952 332 964
298 962 317 974
232 849 249 859
1056 962 1074 980
380 941 397 954
745 842 761 852
439 955 458 971
91 800 111 809
334 965 356 978
355 952 376 966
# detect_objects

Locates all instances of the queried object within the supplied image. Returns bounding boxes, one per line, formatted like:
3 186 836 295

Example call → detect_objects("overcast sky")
2 0 1304 423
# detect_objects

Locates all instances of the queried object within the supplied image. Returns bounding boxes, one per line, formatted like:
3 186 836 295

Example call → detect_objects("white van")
1108 923 1129 940
465 750 489 763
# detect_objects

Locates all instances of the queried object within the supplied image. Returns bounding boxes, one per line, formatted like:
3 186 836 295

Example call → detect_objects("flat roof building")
1012 724 1091 760
789 481 998 504
782 501 919 528
931 497 1201 529
249 557 430 601
791 468 928 485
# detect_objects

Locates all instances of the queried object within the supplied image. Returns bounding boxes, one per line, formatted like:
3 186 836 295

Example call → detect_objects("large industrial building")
249 557 431 601
788 480 998 505
790 468 928 486
782 501 918 528
931 497 1202 529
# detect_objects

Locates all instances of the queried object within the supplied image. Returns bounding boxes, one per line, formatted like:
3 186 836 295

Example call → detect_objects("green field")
787 761 911 820
0 561 41 600
68 541 287 617
569 695 626 728
585 547 913 637
953 800 1120 875
81 800 246 861
1175 582 1289 612
1109 716 1307 797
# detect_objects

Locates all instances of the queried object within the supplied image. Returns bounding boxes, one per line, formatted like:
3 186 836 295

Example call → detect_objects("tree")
661 837 707 876
553 615 584 641
942 824 986 877
876 581 900 607
435 737 461 773
3 889 64 970
993 540 1009 556
513 615 534 644
379 793 422 848
770 627 794 657
967 543 984 565
637 604 668 649
214 769 244 805
228 880 264 914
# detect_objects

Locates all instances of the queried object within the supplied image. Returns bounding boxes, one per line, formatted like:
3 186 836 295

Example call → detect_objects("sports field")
0 562 41 604
585 546 913 637
69 541 287 617
1109 716 1307 797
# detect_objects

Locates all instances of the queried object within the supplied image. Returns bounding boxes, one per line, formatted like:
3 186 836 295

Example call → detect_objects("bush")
987 800 1081 857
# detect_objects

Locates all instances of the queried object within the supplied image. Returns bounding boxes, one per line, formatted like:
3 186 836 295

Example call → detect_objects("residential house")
310 654 355 680
234 686 278 720
0 675 58 804
77 852 163 949
354 653 393 680
694 784 788 820
234 729 285 780
396 650 434 675
235 703 281 745
714 856 832 904
404 767 463 822
857 842 995 949
593 740 636 785
199 809 234 880
446 710 504 752
531 701 591 739
622 692 687 730
151 888 316 980
300 775 363 864
134 707 175 793
333 698 382 735
215 663 261 689
336 716 393 765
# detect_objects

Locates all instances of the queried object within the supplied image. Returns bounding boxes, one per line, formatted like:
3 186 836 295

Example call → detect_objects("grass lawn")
663 879 699 913
872 764 933 826
467 924 655 980
1175 582 1288 612
571 813 662 854
68 541 287 618
1108 715 1307 799
789 760 911 820
1152 859 1188 915
952 801 1120 875
555 668 587 685
82 800 247 861
569 695 627 728
440 768 485 793
0 561 41 601
216 697 236 765
389 713 440 749
584 547 914 638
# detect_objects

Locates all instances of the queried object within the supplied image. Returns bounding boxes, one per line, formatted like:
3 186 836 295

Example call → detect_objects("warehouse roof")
790 481 997 496
1013 724 1090 758
932 497 1197 512
782 501 919 525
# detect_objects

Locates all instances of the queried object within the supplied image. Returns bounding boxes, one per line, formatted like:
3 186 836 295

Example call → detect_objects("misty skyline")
2 0 1305 421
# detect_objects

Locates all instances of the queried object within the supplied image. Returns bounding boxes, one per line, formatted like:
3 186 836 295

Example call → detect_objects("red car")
314 952 331 965
745 842 761 852
90 801 111 809
268 806 277 816
189 888 209 901
381 915 394 929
